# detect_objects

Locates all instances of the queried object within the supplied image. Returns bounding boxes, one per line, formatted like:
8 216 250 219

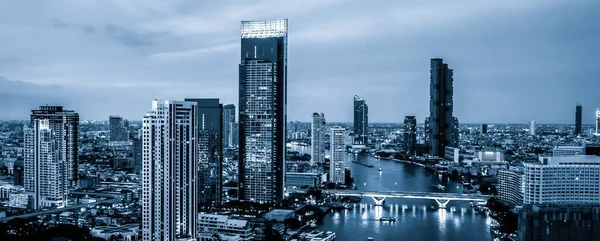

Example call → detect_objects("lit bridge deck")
322 189 491 208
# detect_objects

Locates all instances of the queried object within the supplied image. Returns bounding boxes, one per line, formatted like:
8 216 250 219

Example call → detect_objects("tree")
344 168 354 186
284 218 302 230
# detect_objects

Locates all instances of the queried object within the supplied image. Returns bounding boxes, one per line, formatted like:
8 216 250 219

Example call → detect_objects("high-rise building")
524 155 600 205
529 120 536 136
142 100 197 241
24 120 68 209
109 116 129 143
330 127 345 184
13 160 24 186
453 117 459 146
185 98 223 207
497 169 524 207
311 113 326 165
575 104 582 135
481 124 488 134
132 131 142 175
403 116 417 156
24 106 78 209
223 104 236 148
519 204 600 241
238 19 287 204
353 95 368 146
595 109 600 136
428 58 457 157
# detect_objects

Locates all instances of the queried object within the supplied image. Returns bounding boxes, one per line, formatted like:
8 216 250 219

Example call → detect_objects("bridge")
322 189 491 208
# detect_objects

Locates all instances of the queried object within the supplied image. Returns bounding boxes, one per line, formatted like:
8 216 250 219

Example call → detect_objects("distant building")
403 116 417 156
596 109 600 136
132 133 142 175
197 214 253 241
330 127 346 184
529 120 536 136
524 155 600 205
497 169 524 207
185 98 224 207
428 58 458 157
519 204 600 241
575 104 582 135
444 147 460 163
91 224 140 241
223 104 236 148
552 146 584 157
13 160 23 186
475 151 505 162
109 116 129 144
238 19 287 204
285 172 327 188
481 124 488 134
353 95 369 146
142 100 197 241
311 113 326 165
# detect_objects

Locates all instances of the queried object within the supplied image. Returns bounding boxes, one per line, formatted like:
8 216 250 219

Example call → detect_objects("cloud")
148 42 238 61
104 24 166 47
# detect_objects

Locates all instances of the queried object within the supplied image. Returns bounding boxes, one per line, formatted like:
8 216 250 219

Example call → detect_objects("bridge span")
322 189 491 208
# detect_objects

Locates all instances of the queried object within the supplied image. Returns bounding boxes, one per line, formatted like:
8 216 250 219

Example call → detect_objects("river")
291 145 494 241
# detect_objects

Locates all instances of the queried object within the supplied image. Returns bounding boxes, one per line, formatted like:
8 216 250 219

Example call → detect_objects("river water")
291 146 493 241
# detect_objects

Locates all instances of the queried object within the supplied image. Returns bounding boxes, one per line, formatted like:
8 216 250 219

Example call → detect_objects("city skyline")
1 1 599 124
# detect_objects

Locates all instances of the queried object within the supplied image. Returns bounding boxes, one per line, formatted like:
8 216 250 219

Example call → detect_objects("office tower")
238 19 287 204
132 131 142 175
519 204 600 241
24 120 67 209
453 117 459 146
481 124 488 134
403 116 417 156
596 109 600 136
142 100 197 241
185 98 223 207
24 106 79 187
497 169 524 208
311 113 326 165
223 104 236 148
428 58 457 156
109 116 129 143
424 117 431 145
552 146 584 157
13 160 24 186
353 95 369 146
523 155 600 205
330 127 345 184
529 120 536 136
575 104 582 135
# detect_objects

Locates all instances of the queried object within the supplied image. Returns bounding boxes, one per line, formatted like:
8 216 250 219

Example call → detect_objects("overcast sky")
0 0 599 124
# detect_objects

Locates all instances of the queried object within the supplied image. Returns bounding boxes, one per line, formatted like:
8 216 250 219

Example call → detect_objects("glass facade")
311 113 326 165
353 95 368 145
238 19 287 204
428 58 457 156
403 116 417 155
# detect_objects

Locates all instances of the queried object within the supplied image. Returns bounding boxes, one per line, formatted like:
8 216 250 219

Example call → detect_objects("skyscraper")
481 124 488 134
595 109 600 136
13 160 24 186
330 127 346 184
185 98 223 207
453 117 460 146
223 104 236 148
530 120 536 136
428 58 457 156
238 19 287 204
24 120 67 209
132 131 142 175
26 106 78 191
575 104 582 135
109 116 129 143
353 95 369 146
311 113 326 165
403 116 417 156
142 100 197 241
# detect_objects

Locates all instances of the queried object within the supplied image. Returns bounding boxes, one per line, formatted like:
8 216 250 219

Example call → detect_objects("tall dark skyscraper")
109 116 129 143
238 19 287 204
132 130 142 175
353 95 369 146
481 124 488 134
13 160 24 186
575 104 582 135
185 98 223 207
223 104 236 148
428 58 458 157
403 116 417 156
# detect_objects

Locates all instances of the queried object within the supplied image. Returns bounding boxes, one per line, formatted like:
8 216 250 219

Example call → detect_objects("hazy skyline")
0 0 599 123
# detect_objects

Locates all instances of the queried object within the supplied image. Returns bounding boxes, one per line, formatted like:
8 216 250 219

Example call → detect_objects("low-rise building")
264 209 295 222
552 146 584 157
285 172 327 188
197 214 253 241
91 223 140 241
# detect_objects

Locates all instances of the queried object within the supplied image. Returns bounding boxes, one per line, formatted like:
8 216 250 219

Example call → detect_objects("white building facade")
311 113 326 165
330 127 346 184
497 169 524 207
197 214 253 241
523 155 600 205
142 100 198 241
552 146 585 157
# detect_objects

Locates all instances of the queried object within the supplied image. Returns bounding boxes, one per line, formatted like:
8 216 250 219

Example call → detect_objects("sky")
0 0 599 124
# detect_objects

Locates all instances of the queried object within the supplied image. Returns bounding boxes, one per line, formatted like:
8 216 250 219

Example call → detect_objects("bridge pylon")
434 198 451 208
371 196 386 206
